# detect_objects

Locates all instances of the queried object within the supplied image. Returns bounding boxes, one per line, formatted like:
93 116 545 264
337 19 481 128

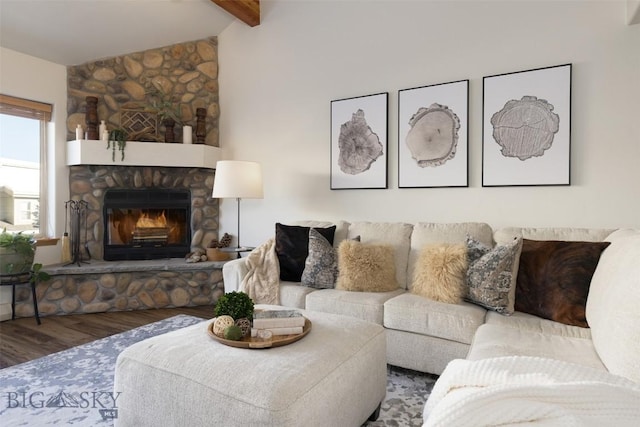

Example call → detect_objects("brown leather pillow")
515 239 611 327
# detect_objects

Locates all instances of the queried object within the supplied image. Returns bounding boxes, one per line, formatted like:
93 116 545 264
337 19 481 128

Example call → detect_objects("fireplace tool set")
64 200 90 266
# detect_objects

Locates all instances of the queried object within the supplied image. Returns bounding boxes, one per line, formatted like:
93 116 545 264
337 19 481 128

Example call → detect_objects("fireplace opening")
103 189 191 261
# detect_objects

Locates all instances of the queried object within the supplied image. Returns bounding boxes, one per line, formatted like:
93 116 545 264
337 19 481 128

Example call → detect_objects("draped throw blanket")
240 238 280 305
424 356 640 427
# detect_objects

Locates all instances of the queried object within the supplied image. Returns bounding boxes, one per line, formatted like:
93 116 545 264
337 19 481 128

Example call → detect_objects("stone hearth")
13 259 225 318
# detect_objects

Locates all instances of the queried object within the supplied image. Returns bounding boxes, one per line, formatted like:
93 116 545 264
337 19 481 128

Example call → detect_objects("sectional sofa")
222 221 640 423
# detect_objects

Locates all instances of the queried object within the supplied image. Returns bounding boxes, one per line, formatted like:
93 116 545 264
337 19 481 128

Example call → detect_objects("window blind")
0 94 52 122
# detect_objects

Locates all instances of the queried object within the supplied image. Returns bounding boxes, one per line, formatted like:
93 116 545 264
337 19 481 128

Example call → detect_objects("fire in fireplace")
103 189 191 260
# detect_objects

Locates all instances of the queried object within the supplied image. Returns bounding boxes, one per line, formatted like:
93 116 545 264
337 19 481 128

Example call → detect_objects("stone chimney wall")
66 37 219 145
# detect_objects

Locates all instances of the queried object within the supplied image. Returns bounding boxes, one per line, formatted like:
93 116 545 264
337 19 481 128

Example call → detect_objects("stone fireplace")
10 164 226 319
69 164 218 261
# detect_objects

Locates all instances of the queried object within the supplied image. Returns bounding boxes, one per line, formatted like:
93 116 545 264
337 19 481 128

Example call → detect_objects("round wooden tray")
207 317 312 349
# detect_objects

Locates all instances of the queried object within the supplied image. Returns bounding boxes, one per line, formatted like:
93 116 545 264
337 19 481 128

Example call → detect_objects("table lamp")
211 160 263 251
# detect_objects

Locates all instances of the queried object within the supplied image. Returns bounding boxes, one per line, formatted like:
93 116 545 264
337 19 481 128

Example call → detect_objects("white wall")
0 47 67 319
218 0 640 247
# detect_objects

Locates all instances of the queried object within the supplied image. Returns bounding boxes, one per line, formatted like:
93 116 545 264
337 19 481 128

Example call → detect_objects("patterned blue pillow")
301 228 338 289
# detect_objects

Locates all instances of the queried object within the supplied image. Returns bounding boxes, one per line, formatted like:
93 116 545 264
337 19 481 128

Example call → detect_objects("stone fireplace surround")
69 164 217 260
13 165 226 318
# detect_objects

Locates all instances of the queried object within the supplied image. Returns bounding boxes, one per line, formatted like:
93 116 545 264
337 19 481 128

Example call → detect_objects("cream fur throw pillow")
336 240 399 292
411 243 468 304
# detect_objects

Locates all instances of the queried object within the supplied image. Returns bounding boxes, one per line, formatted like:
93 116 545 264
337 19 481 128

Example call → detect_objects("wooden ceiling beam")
211 0 260 27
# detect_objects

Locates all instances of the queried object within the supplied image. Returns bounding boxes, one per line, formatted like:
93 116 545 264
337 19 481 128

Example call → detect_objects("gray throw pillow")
301 228 338 289
466 235 523 314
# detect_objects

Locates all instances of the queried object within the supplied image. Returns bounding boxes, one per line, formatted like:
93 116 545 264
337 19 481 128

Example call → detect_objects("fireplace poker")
64 200 89 266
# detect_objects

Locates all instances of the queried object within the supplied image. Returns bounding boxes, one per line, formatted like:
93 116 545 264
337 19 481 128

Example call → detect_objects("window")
0 94 51 237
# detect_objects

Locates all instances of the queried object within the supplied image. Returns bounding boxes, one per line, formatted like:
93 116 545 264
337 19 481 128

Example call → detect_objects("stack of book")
251 309 305 337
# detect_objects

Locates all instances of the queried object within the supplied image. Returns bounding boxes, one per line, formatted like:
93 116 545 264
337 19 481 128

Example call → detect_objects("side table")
220 246 255 259
0 272 41 325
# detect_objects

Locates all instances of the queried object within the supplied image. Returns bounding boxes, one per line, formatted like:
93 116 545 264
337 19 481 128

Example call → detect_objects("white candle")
183 125 193 144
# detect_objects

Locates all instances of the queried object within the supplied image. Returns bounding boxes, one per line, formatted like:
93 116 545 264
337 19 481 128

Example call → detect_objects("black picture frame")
330 92 388 190
482 64 572 187
398 80 469 188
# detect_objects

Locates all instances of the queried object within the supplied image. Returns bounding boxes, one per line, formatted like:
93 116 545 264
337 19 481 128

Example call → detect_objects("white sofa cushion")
485 310 591 339
347 222 413 289
279 282 316 309
408 222 493 291
384 293 486 344
586 233 640 382
305 288 404 325
493 226 614 245
467 324 606 371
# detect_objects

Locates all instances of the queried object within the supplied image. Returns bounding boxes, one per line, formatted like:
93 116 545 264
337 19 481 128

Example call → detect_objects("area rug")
0 315 436 426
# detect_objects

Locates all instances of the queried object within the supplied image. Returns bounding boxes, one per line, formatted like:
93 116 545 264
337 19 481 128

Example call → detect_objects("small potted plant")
206 233 232 261
146 85 182 143
0 229 51 284
214 291 254 337
214 291 254 320
0 228 36 275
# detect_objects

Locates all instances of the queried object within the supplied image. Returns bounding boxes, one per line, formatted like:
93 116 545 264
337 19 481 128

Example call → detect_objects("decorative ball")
224 325 243 341
213 315 235 337
235 317 251 337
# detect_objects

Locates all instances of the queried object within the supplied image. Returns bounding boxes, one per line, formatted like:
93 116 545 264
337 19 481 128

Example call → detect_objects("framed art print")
398 80 468 188
483 63 571 186
330 92 388 189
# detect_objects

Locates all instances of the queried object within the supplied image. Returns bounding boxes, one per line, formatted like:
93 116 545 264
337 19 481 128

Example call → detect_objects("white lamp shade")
212 160 263 199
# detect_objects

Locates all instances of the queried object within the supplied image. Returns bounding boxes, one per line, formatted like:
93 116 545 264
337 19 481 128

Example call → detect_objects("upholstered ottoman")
114 306 387 426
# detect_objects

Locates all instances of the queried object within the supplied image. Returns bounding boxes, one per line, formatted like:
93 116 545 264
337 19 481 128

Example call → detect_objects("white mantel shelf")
67 140 221 169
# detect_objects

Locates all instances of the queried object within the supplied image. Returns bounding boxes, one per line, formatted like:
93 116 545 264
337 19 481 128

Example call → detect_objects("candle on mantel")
183 125 193 144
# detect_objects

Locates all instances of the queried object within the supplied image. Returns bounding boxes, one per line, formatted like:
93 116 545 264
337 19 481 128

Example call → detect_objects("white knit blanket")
424 356 640 427
240 238 280 305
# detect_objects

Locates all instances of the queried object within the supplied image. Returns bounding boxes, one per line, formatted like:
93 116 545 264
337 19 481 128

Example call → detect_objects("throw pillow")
466 236 523 315
411 243 468 304
275 223 336 282
336 240 399 292
515 239 611 328
301 228 338 289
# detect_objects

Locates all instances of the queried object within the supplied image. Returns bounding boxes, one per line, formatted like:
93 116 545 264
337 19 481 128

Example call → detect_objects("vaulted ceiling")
1 0 636 67
0 0 260 66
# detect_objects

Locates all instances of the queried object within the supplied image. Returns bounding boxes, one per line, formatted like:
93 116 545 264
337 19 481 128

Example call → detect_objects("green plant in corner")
0 228 36 275
30 263 51 285
107 128 127 161
214 291 254 320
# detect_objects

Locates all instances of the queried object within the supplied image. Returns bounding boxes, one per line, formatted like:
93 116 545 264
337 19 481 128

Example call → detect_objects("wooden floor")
0 306 214 369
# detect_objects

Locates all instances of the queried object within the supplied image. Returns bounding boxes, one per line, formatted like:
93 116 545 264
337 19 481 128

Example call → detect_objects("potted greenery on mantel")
107 128 127 162
145 84 183 143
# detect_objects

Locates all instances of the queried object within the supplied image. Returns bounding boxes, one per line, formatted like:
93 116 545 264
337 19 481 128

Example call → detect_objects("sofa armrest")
222 258 249 293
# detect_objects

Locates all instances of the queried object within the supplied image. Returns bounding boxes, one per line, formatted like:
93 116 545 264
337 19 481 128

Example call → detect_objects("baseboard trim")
0 302 12 321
